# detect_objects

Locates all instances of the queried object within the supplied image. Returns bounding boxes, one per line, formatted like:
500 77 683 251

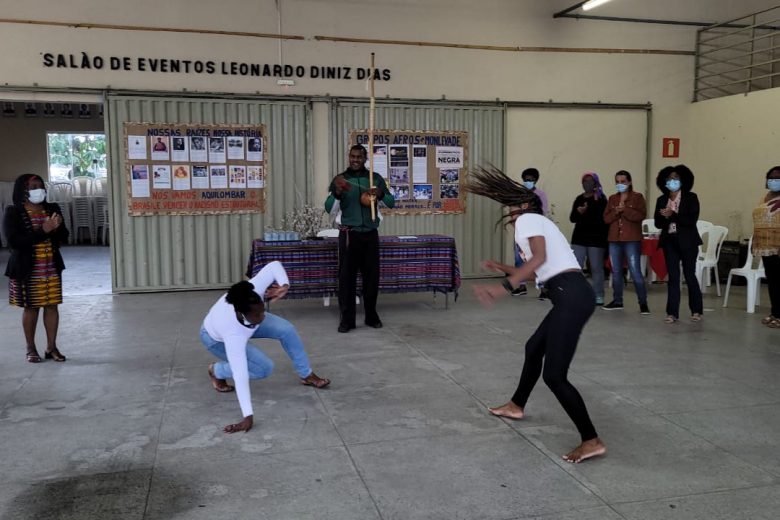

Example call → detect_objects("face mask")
768 179 780 192
666 179 681 192
523 181 535 190
582 180 595 192
28 188 46 204
615 183 628 193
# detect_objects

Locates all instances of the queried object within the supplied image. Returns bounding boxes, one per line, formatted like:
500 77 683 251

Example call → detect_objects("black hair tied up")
226 281 263 313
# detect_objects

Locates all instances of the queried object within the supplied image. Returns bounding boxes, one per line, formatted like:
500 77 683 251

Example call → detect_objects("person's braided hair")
464 164 543 228
225 281 263 313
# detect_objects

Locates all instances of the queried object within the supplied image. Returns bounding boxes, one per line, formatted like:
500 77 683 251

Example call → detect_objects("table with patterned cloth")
246 234 460 305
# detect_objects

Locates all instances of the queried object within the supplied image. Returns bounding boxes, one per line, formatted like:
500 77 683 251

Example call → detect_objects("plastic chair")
93 196 109 245
696 220 713 236
92 177 108 197
72 196 95 244
46 182 75 244
642 219 660 235
71 176 95 197
722 235 766 313
695 225 728 295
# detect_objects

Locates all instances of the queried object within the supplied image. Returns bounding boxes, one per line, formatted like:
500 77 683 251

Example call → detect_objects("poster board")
348 129 468 215
124 122 267 215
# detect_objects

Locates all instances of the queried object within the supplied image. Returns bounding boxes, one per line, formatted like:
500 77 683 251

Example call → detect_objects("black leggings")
511 271 598 441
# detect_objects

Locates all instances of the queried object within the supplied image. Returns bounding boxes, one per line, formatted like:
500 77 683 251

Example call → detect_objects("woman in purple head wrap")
569 172 609 304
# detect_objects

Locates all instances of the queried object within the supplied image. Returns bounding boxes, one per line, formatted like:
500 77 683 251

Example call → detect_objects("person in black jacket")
569 172 609 305
653 165 703 323
3 174 69 362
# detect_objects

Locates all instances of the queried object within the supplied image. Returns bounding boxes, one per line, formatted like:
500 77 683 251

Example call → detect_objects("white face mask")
28 188 46 204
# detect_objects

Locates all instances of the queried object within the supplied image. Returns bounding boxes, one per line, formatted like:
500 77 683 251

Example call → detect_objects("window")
47 132 107 182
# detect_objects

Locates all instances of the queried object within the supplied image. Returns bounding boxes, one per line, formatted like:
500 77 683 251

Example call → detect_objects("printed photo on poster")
227 137 245 160
412 145 427 183
192 165 209 189
24 103 38 117
210 165 228 189
190 136 208 162
60 103 73 118
440 184 459 199
229 165 247 188
370 144 388 177
78 104 92 118
247 137 263 162
172 165 191 191
247 166 264 188
171 136 189 162
151 137 170 161
389 145 409 167
435 146 463 168
152 165 171 189
42 103 56 117
413 184 432 200
439 169 459 183
208 137 226 163
128 135 147 159
131 165 150 198
2 102 16 117
389 167 409 184
390 185 409 200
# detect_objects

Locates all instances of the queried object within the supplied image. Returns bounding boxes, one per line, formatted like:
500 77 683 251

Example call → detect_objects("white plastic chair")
0 181 14 247
695 225 728 295
71 176 95 196
722 236 766 313
93 196 109 245
46 182 75 244
696 220 713 236
642 219 660 235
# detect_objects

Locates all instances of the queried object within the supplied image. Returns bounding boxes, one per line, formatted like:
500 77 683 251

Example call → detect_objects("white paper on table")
397 235 418 239
412 145 428 183
128 136 147 159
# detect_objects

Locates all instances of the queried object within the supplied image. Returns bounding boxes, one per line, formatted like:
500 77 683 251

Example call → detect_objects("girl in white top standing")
466 166 606 463
201 261 330 433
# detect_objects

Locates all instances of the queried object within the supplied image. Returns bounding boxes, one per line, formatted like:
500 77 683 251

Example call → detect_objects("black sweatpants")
338 228 380 327
764 254 780 317
511 271 598 441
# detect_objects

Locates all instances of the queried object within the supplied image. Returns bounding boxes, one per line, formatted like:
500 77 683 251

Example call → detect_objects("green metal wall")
106 95 310 292
331 101 506 277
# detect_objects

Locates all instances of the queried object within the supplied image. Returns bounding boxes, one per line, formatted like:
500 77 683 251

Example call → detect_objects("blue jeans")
572 245 605 299
608 241 647 305
200 312 312 381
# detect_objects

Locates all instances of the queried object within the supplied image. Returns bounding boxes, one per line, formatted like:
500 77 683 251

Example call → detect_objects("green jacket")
324 167 395 232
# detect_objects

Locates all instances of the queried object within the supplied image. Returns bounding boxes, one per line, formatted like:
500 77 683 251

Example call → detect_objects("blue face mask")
768 179 780 192
666 179 681 192
523 180 535 190
615 183 628 193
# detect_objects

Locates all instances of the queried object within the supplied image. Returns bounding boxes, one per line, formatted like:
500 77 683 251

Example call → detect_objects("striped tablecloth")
246 234 460 300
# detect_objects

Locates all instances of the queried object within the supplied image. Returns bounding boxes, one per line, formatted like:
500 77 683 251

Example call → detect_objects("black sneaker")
602 301 623 310
511 285 527 296
639 303 651 315
538 288 549 300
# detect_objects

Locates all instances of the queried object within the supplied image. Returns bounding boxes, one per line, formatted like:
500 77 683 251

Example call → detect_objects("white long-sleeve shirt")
202 261 290 418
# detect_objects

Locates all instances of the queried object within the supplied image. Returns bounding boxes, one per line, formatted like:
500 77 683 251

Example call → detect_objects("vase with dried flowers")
279 204 328 239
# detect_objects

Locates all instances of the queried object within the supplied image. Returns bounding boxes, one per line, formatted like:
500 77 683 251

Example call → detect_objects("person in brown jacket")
603 170 649 314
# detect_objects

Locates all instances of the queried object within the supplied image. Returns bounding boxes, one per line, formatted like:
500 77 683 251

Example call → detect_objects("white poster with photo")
435 146 463 169
150 136 170 161
227 137 245 160
171 136 189 162
247 166 264 188
172 165 191 191
131 165 150 197
128 136 147 159
412 145 428 183
152 165 171 189
229 165 247 188
246 137 263 162
190 136 208 162
370 144 388 178
389 145 409 167
210 165 228 189
192 165 209 189
208 137 226 163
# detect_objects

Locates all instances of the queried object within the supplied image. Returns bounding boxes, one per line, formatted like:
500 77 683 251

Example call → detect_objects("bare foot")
562 437 607 463
488 401 524 420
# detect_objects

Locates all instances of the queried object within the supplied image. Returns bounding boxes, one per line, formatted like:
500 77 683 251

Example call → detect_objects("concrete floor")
0 245 779 519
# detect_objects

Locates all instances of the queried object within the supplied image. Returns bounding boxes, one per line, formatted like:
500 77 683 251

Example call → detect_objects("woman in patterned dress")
754 166 780 328
3 174 69 362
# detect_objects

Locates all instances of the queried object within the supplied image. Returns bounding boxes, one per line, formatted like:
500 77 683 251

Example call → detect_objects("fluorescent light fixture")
582 0 615 11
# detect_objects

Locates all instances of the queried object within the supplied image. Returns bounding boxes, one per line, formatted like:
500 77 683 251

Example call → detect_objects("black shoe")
511 285 527 296
365 319 383 329
538 288 549 300
639 303 651 315
338 323 355 333
602 301 624 310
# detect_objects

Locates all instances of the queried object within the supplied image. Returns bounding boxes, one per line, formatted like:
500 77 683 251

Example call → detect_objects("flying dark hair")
12 173 45 206
225 281 264 314
464 164 543 228
766 166 780 180
615 170 633 191
350 144 367 156
521 168 540 181
656 164 695 194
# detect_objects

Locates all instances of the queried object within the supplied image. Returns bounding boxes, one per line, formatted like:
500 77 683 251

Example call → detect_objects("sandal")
664 316 678 324
300 372 331 389
208 363 235 393
761 315 776 325
26 347 42 363
690 314 703 323
767 317 780 329
45 347 67 362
